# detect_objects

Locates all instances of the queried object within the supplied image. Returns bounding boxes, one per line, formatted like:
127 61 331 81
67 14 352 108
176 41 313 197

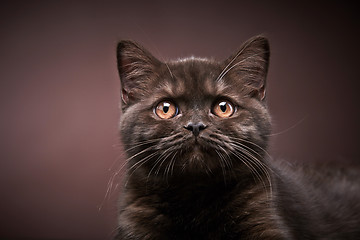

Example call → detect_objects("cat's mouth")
175 135 221 172
185 135 208 152
188 143 206 160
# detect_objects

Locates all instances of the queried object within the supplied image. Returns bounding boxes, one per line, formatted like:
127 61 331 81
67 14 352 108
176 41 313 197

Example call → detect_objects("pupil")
220 102 227 112
163 106 169 113
163 103 170 113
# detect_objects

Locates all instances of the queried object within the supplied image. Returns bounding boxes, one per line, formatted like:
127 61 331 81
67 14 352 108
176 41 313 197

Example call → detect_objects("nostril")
184 122 207 137
198 124 206 131
184 125 193 131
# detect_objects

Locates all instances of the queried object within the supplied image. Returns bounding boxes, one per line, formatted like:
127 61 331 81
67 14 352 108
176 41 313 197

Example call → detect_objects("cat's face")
117 36 271 178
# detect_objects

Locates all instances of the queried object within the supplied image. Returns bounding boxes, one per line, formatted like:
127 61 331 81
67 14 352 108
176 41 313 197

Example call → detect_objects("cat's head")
117 36 271 179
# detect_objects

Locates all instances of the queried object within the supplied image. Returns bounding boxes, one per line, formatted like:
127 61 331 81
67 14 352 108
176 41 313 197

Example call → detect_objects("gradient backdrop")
1 1 359 239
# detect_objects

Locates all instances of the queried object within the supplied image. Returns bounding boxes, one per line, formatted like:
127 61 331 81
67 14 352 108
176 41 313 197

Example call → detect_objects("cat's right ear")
117 40 161 106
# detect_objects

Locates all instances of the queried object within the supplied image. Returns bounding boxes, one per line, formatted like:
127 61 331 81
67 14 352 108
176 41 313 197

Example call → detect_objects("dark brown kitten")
114 36 360 239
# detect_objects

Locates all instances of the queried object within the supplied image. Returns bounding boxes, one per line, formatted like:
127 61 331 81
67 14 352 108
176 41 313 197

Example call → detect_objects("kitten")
114 36 360 239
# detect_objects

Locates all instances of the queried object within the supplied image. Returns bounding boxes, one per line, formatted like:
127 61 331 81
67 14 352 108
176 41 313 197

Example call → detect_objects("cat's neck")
125 165 268 201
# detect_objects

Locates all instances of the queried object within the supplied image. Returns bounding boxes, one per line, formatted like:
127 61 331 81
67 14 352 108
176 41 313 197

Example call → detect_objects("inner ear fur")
117 40 161 105
222 35 270 101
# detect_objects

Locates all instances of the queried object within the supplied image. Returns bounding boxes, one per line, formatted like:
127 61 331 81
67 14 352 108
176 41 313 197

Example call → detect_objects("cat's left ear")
117 40 161 106
223 36 270 101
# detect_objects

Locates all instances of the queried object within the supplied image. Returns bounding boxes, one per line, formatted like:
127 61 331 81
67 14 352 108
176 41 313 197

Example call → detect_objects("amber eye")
155 101 178 119
212 100 235 118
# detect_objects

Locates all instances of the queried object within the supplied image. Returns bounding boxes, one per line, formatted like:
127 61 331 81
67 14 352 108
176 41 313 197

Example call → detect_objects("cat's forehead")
160 59 229 98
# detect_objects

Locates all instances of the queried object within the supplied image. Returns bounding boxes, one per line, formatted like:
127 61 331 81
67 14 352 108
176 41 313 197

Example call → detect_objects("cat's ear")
223 36 270 100
117 40 161 106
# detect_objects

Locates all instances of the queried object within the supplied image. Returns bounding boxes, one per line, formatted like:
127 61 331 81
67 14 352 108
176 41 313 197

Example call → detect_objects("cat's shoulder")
270 158 360 197
270 157 360 177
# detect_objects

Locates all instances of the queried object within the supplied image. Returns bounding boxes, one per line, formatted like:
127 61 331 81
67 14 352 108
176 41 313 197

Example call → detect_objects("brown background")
1 1 359 239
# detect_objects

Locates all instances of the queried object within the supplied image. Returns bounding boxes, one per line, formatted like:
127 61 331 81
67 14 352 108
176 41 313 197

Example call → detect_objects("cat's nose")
184 122 207 137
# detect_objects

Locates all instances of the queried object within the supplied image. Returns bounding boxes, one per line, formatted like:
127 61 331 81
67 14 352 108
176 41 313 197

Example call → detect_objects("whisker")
164 151 177 183
228 136 272 160
163 151 174 181
123 139 160 152
156 151 173 179
147 152 167 181
266 116 307 137
113 133 182 176
98 173 117 211
107 139 161 173
108 138 163 174
230 143 272 199
233 149 271 199
215 150 228 184
216 145 230 166
216 39 256 82
123 133 182 153
103 143 159 205
206 132 273 196
125 151 159 187
217 52 265 82
228 137 278 185
127 151 157 173
230 149 264 184
165 62 175 80
115 145 156 175
169 150 178 177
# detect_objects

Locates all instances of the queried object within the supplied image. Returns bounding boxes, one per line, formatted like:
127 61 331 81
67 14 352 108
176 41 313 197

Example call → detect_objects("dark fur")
114 36 360 239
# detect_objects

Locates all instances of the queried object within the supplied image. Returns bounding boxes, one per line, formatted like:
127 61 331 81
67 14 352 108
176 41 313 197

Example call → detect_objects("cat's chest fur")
118 174 284 240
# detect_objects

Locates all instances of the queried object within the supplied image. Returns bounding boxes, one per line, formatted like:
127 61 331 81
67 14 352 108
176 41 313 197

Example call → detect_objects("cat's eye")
155 101 178 119
212 100 235 118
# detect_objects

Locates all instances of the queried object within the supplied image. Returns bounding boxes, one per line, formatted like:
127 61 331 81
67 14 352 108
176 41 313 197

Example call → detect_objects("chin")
177 146 219 175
